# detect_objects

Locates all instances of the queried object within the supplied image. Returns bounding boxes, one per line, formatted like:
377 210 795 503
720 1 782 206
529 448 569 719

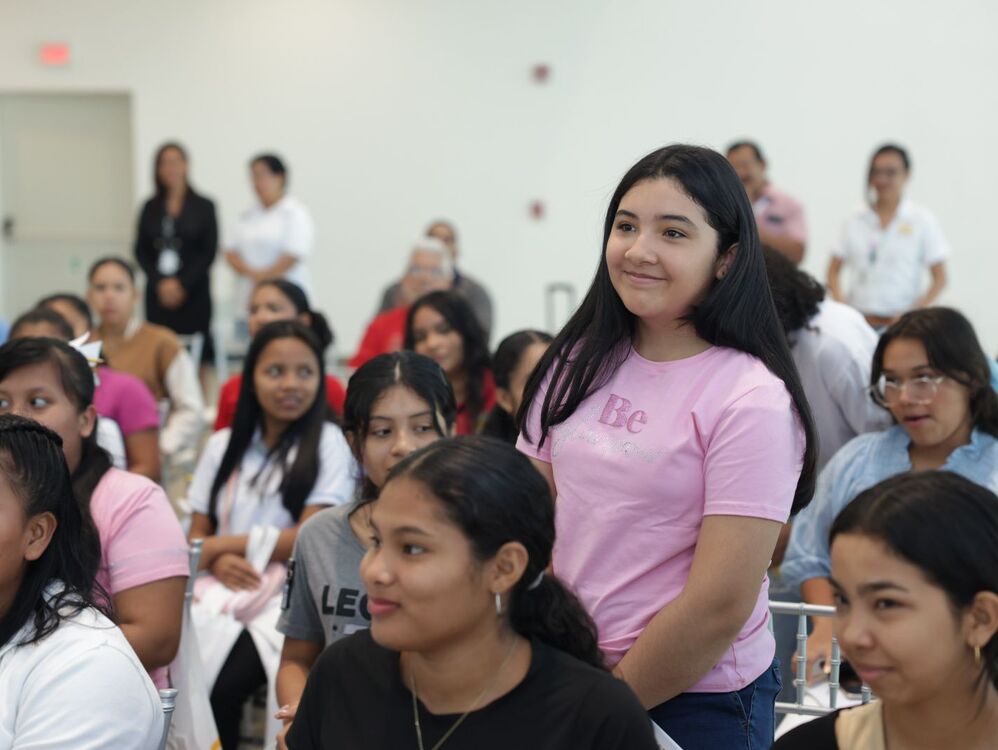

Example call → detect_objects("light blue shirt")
782 425 998 588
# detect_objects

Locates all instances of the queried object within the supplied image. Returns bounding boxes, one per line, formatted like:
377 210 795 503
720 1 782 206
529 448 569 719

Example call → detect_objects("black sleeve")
772 711 839 750
178 196 218 290
284 660 326 750
578 678 660 750
133 200 160 282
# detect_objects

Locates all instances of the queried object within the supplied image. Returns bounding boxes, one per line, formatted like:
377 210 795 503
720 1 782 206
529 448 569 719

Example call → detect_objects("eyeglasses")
870 374 946 407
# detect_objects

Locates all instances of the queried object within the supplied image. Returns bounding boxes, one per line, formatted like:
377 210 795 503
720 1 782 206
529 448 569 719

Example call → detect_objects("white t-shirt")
790 299 892 470
0 596 162 749
96 417 127 469
834 198 950 316
187 422 356 532
228 194 314 313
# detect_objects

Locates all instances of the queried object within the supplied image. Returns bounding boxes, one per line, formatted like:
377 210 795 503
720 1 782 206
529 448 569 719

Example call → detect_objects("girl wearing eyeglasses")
782 307 998 681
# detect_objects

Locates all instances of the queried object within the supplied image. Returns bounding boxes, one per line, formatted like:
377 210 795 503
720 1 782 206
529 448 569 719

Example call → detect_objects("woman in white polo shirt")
224 154 314 324
827 144 949 328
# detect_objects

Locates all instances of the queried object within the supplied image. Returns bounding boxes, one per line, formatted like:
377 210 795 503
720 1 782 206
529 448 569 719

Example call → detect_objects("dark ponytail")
386 436 604 668
254 279 334 351
0 338 112 530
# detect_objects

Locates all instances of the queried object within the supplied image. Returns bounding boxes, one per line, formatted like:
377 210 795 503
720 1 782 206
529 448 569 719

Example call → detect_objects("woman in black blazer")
134 142 218 365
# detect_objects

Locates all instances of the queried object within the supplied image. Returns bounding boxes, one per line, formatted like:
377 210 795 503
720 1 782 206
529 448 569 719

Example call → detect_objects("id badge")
158 248 181 275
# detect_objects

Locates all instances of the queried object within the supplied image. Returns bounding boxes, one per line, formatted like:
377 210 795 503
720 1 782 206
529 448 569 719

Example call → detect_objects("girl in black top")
285 436 657 750
134 142 218 363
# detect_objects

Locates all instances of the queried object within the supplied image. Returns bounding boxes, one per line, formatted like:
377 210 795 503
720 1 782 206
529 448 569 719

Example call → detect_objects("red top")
349 306 410 369
213 373 347 431
455 369 497 436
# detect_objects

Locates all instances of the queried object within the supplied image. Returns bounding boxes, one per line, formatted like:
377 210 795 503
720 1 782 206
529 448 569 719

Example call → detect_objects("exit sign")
39 43 70 66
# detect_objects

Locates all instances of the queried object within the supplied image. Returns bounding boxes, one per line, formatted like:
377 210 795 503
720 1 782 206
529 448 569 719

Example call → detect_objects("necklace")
410 636 519 750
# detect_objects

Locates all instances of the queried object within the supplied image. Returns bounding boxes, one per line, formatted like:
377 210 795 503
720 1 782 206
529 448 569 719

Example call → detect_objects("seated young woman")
285 436 659 750
782 307 998 679
215 279 345 430
480 330 552 443
86 256 204 464
187 319 356 750
0 414 163 748
404 290 494 435
0 337 188 689
21 298 162 481
775 471 998 749
274 350 456 746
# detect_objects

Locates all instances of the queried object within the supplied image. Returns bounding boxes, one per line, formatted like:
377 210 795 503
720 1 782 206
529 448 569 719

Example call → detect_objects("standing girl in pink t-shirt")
517 144 817 749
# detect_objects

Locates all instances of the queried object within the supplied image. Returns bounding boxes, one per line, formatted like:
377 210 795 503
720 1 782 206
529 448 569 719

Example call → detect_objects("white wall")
2 0 998 354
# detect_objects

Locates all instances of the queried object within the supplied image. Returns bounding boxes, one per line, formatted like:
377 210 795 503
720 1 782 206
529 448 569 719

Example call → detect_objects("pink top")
517 346 804 692
90 468 190 688
93 367 160 436
754 183 807 245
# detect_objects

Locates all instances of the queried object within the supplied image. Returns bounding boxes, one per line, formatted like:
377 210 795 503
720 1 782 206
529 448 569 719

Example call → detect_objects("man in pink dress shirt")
727 141 808 264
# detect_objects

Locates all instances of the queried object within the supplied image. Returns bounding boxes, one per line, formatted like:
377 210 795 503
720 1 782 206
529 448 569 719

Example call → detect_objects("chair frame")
770 601 873 717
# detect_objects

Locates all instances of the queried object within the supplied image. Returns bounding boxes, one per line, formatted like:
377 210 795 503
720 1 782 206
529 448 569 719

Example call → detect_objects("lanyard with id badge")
156 215 183 275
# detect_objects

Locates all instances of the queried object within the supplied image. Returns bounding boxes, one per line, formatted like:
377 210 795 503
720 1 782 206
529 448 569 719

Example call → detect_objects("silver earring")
495 592 502 616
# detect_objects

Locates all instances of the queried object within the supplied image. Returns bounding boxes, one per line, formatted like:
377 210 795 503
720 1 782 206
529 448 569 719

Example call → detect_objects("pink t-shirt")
90 467 190 688
517 346 804 693
93 367 160 436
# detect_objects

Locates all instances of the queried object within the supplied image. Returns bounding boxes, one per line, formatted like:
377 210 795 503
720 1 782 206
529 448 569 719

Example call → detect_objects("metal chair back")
158 688 178 750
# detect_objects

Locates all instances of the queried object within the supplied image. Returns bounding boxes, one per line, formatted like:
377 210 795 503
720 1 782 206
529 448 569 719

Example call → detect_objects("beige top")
98 320 180 399
836 701 885 749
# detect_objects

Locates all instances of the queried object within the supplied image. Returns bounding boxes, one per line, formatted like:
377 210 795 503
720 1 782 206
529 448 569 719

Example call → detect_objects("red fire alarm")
39 43 71 67
530 200 546 220
531 64 551 84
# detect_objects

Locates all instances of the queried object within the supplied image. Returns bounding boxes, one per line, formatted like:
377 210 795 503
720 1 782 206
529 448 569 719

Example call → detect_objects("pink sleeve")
97 473 190 594
112 374 161 435
703 381 804 522
515 366 553 464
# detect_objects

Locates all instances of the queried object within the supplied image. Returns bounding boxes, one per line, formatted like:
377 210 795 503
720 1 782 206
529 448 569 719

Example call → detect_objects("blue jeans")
648 660 782 750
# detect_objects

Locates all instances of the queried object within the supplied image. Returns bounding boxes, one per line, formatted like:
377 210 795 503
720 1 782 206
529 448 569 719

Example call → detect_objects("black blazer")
134 190 218 333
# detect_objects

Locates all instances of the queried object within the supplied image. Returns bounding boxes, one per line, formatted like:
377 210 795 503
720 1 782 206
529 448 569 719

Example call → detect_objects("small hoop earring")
495 592 502 616
975 645 982 665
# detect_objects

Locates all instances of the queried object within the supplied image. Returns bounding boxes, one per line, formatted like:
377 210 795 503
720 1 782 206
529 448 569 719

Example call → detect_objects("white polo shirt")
187 422 356 533
834 198 950 317
0 595 162 749
228 194 314 314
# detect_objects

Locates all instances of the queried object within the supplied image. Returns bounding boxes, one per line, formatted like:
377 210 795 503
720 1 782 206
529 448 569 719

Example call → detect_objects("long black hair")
386 436 604 669
153 141 198 201
518 144 816 513
404 291 491 427
0 338 113 531
871 308 998 437
207 320 330 525
831 471 998 691
763 246 826 343
481 330 553 443
342 351 456 501
253 279 334 351
0 415 110 648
